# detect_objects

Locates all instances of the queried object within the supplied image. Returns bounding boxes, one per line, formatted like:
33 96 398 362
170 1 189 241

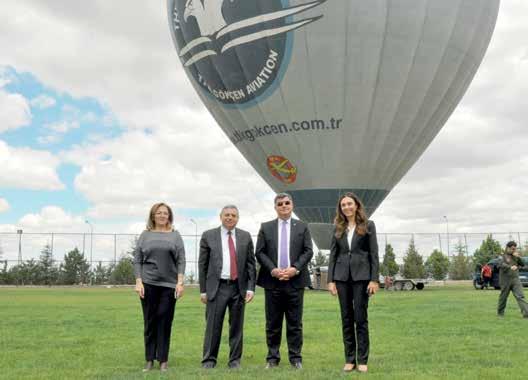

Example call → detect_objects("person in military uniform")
497 241 528 318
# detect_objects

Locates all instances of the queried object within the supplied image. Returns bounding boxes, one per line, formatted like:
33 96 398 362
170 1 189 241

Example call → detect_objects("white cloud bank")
30 94 56 109
0 1 527 238
0 140 64 190
0 86 31 133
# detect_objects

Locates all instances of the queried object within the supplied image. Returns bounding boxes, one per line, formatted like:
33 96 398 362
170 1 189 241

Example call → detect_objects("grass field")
1 285 526 380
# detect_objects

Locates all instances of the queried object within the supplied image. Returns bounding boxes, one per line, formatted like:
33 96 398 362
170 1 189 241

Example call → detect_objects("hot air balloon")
167 0 500 249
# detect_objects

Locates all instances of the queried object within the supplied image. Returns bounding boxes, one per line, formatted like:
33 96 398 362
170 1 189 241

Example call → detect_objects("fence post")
51 232 54 260
17 229 23 264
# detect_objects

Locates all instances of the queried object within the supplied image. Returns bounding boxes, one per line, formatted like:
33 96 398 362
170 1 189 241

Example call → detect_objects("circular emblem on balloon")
267 155 297 184
168 0 325 105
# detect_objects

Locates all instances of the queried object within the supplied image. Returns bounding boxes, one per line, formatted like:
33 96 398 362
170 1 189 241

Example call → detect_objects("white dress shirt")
201 226 254 298
220 226 236 279
347 224 356 250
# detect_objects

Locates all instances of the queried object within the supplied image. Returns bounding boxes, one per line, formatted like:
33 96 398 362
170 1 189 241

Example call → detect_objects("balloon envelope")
168 0 500 248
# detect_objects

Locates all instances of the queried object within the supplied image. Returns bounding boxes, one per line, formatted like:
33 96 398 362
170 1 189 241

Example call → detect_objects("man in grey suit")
199 205 256 369
255 193 313 369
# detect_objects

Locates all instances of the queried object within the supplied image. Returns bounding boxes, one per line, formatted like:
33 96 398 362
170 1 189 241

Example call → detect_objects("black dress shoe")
265 362 278 369
291 362 303 370
142 361 154 372
228 361 241 369
202 362 216 369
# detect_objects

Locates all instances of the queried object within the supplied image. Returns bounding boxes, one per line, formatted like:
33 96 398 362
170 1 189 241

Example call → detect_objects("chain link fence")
1 231 527 273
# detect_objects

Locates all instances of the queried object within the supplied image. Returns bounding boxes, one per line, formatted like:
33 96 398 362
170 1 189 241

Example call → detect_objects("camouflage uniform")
497 252 528 317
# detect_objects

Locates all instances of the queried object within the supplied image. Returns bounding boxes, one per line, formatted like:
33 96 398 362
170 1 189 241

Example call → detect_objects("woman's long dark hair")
334 192 368 239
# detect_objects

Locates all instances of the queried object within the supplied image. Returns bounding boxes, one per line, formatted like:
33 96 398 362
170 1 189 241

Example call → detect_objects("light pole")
190 218 198 282
17 229 23 264
443 216 450 258
85 220 94 285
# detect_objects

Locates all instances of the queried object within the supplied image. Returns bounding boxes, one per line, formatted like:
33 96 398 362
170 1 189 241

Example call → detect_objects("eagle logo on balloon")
169 0 326 105
176 0 325 67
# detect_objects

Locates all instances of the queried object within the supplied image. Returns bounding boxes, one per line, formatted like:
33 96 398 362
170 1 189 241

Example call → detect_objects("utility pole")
190 219 198 283
17 229 23 264
443 216 450 258
85 220 94 285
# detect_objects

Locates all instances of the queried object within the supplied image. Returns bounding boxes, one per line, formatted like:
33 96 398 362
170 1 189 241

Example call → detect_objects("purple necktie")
280 220 288 269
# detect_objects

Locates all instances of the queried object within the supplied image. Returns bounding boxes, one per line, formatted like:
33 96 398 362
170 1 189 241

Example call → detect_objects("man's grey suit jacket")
198 227 256 301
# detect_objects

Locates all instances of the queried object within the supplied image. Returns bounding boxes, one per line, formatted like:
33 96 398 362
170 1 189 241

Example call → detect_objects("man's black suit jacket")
255 218 313 289
198 227 256 301
327 220 379 283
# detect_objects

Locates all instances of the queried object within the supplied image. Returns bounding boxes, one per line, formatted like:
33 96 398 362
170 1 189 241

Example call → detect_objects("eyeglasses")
276 201 291 207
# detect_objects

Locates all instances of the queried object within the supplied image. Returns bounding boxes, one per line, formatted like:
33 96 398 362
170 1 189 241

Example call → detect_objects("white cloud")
0 88 31 133
0 0 527 242
0 140 64 190
30 94 56 109
0 198 9 213
81 111 98 123
45 120 80 133
37 134 62 145
37 120 80 145
60 107 274 231
19 206 84 229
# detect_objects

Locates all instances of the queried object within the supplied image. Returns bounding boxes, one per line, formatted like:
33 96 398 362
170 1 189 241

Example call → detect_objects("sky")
0 1 527 263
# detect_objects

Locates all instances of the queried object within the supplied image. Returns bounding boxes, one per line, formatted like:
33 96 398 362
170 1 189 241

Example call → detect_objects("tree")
449 242 473 280
38 244 59 285
473 235 502 266
312 251 329 267
186 271 196 284
93 261 109 285
9 259 40 285
60 248 90 285
380 244 399 277
109 237 136 285
402 239 425 278
0 260 7 285
0 242 6 284
520 241 528 257
110 255 135 284
127 236 139 257
425 249 449 280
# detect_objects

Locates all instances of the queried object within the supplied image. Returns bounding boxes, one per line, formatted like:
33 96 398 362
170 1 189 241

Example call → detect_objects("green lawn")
0 285 526 380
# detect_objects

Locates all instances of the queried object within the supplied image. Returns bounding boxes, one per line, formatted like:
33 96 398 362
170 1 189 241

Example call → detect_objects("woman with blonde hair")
327 193 379 373
133 202 186 372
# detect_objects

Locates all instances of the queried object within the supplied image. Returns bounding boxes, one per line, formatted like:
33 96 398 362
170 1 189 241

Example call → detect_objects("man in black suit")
199 205 256 369
255 193 313 369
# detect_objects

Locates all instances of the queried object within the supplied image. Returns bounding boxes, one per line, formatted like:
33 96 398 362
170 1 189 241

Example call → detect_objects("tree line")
0 235 526 285
379 235 528 280
0 240 139 286
313 235 527 281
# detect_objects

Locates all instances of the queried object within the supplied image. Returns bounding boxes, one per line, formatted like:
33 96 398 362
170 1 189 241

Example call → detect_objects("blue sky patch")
1 66 123 151
0 66 125 223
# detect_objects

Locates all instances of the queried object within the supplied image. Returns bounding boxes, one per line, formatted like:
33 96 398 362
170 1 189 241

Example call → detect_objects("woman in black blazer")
327 192 379 373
